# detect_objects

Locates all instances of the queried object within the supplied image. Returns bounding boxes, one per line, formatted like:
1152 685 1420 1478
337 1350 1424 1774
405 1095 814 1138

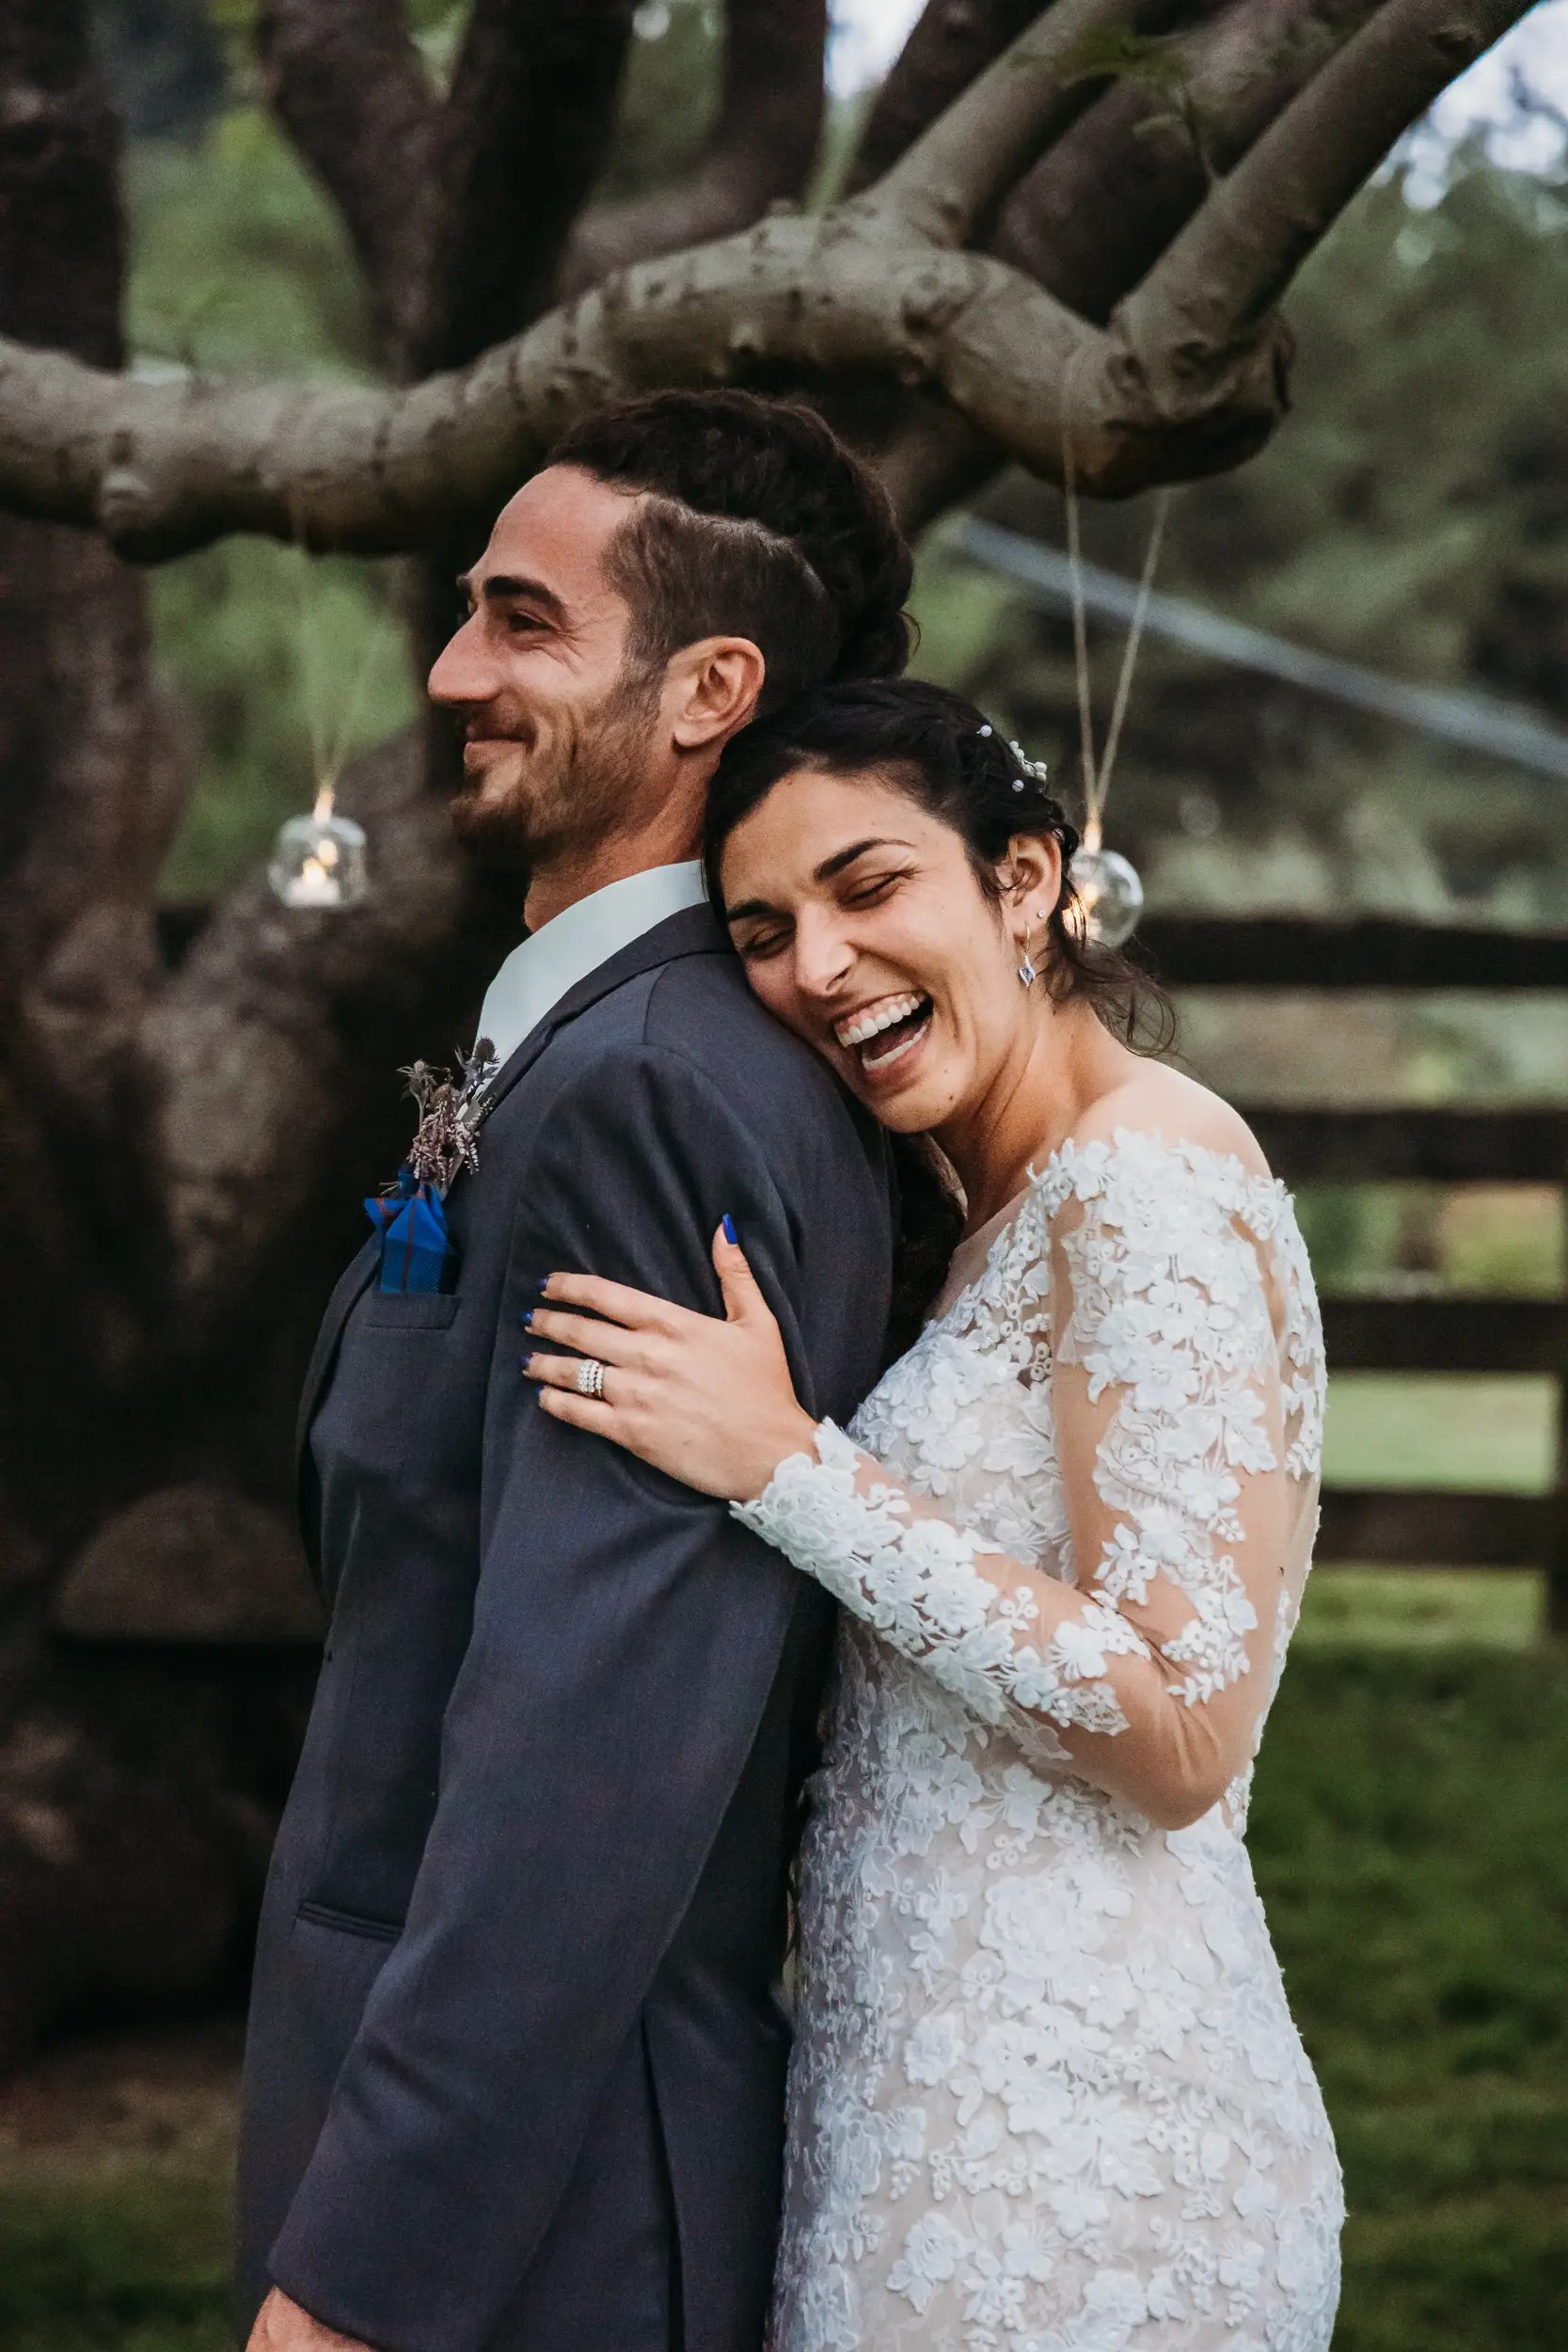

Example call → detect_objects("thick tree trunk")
0 0 288 2062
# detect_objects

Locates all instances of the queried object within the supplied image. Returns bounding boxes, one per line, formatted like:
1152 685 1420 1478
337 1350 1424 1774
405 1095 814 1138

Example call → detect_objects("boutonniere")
401 1037 499 1191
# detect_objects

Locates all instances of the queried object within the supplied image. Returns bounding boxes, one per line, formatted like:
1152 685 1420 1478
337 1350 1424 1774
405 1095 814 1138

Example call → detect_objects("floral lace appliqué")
741 1129 1339 2352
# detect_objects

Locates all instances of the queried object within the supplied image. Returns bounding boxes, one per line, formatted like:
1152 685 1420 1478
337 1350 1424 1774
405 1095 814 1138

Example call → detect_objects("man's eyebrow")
454 572 567 621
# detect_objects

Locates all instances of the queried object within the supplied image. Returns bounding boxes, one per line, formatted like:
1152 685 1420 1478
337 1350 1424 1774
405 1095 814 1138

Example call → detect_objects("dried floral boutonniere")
401 1037 499 1192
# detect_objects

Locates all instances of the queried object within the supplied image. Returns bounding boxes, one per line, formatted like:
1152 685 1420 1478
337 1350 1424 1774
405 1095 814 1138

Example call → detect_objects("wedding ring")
576 1358 606 1400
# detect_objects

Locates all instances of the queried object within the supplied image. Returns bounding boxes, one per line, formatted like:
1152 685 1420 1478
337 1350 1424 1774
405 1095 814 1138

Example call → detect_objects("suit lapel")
468 902 728 1134
294 902 731 1501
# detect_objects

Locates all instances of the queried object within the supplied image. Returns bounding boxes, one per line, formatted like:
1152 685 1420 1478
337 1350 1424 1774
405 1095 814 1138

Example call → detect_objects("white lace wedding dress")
736 1128 1343 2352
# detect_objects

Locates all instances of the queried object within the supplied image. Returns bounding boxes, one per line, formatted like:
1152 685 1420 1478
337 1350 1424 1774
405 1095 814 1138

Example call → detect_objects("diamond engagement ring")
576 1359 607 1400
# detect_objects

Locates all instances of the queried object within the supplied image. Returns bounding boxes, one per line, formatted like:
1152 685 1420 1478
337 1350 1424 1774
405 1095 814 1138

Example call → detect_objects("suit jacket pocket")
296 1897 404 1942
361 1291 462 1330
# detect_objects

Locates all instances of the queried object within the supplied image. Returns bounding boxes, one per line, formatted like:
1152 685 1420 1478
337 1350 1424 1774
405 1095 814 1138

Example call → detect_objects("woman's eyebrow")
813 836 917 882
725 837 920 920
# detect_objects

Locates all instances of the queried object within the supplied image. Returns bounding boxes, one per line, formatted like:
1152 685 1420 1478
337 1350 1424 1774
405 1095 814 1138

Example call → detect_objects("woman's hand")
521 1220 819 1502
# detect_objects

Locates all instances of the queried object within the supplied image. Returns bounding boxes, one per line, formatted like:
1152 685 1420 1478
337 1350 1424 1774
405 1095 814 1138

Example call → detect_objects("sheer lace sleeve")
734 1129 1317 1830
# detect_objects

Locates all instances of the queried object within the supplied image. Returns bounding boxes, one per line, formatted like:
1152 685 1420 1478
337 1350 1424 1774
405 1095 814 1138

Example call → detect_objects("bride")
521 679 1343 2352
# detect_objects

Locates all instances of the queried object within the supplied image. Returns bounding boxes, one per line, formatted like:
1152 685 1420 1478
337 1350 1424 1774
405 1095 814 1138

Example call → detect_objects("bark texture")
0 0 1535 2066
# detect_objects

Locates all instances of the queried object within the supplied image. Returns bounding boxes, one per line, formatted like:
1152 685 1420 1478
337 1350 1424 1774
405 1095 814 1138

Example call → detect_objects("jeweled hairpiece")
975 719 1048 792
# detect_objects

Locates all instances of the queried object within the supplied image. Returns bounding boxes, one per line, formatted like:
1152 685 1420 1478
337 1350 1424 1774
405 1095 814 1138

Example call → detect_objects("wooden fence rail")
1144 916 1568 1633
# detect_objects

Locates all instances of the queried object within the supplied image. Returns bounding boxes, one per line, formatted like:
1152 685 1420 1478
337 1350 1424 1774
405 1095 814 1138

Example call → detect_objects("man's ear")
666 635 767 752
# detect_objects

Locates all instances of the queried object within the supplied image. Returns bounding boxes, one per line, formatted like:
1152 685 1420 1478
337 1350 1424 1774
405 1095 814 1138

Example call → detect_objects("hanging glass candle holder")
1069 823 1144 951
269 787 369 911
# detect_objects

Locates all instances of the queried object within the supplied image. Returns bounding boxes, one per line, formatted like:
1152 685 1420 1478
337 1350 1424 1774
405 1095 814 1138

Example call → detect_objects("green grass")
1299 1566 1544 1647
1323 1372 1558 1495
0 2168 232 2352
2 1602 1562 2352
1251 1645 1568 2352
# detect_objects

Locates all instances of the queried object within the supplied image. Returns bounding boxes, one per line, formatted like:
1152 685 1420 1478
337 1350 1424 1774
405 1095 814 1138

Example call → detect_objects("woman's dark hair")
704 678 1176 1353
547 390 913 712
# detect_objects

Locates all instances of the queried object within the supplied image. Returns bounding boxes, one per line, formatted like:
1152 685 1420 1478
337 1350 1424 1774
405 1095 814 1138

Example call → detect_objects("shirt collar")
475 861 709 1067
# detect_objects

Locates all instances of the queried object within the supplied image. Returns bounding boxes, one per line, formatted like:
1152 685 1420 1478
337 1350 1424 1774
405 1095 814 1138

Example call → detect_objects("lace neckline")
934 1187 1032 1316
927 1124 1292 1333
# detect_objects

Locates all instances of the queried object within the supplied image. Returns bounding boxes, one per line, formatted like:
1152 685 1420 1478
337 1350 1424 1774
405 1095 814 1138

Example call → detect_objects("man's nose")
428 612 496 707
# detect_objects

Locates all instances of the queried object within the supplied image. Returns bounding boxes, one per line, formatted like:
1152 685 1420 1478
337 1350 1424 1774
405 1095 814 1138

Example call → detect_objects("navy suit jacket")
235 905 895 2352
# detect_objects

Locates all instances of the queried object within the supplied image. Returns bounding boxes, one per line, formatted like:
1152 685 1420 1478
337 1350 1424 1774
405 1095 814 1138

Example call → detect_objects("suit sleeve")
266 1041 845 2352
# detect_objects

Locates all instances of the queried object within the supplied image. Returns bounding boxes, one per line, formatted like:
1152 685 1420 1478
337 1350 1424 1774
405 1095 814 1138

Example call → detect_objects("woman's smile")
832 990 935 1080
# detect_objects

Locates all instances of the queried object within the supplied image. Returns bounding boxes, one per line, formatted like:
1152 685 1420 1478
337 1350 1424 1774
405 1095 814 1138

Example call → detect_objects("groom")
236 391 911 2352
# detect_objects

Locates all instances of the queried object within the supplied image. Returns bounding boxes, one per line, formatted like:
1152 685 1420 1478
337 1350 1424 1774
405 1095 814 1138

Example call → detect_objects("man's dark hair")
547 389 914 714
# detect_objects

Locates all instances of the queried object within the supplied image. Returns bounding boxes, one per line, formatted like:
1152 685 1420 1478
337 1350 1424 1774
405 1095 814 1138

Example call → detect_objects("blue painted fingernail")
722 1213 738 1245
521 1309 533 1328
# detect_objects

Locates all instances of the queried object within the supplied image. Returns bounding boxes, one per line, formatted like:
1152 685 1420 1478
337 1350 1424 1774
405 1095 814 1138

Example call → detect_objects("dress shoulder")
1032 1124 1293 1242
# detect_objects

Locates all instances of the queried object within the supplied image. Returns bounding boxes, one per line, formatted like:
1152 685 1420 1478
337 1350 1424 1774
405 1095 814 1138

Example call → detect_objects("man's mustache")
452 711 536 747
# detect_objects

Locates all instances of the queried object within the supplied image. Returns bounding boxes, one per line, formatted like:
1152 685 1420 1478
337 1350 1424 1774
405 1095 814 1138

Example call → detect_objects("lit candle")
288 855 340 907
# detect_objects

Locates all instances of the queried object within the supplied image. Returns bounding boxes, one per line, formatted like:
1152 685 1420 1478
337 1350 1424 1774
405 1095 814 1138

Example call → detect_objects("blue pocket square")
366 1165 453 1294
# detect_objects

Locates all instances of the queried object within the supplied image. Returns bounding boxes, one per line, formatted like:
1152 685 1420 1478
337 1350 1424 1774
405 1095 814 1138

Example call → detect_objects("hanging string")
317 618 394 802
284 486 398 821
1091 485 1171 847
1059 354 1173 853
1060 388 1100 830
286 491 332 818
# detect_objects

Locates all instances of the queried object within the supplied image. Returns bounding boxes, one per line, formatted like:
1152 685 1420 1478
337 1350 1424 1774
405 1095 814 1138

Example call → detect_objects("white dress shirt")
474 861 709 1068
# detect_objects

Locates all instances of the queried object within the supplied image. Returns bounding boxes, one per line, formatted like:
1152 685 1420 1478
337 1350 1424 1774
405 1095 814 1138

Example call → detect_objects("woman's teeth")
835 993 926 1048
833 993 933 1074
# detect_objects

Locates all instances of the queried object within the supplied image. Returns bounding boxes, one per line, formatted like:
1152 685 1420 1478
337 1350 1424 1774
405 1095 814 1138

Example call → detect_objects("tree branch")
0 0 1534 552
0 203 1294 557
256 0 438 361
847 0 1051 193
1115 0 1535 367
865 0 1181 246
994 0 1380 321
877 0 1521 521
409 0 640 371
556 0 829 298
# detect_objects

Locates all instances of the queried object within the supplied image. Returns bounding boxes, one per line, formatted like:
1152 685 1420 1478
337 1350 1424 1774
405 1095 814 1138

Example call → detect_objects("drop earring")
1017 910 1045 990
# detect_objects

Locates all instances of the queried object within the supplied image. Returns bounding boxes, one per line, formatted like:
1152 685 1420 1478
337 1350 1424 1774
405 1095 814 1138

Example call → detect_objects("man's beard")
448 665 662 881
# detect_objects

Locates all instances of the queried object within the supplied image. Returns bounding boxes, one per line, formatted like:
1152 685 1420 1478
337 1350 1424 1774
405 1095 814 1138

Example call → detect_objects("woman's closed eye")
735 920 793 962
841 866 912 909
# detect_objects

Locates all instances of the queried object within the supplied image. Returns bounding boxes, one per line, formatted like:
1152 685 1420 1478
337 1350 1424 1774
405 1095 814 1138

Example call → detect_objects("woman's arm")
523 1137 1293 1831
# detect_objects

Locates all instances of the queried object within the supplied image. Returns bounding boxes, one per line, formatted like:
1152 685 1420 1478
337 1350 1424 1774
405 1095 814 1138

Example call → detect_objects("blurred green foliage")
1294 1180 1565 1295
913 157 1568 928
132 2 724 900
128 101 409 898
